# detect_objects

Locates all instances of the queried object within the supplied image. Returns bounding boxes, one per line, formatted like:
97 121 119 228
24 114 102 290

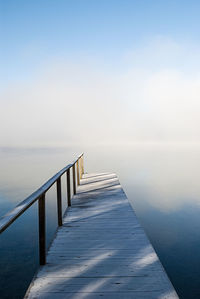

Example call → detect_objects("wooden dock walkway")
25 173 178 299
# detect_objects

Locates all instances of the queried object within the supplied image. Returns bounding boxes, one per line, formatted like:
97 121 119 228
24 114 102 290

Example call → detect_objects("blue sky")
1 1 200 147
1 0 200 83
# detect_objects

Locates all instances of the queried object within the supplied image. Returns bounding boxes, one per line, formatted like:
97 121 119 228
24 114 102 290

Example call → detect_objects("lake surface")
1 144 200 299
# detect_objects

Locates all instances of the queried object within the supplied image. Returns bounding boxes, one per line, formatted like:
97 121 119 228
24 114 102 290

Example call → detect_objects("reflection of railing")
0 153 84 265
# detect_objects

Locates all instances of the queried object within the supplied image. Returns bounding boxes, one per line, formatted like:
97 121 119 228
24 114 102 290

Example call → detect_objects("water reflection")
1 145 200 298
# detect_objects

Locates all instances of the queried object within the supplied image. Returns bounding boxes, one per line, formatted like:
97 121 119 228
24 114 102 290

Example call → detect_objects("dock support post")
56 177 62 226
67 169 71 206
38 193 46 265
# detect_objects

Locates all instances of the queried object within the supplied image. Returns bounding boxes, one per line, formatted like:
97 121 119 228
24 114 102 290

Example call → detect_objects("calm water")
1 145 200 298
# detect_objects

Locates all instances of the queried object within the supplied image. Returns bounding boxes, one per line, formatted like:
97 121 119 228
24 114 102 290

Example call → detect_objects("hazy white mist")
1 36 200 147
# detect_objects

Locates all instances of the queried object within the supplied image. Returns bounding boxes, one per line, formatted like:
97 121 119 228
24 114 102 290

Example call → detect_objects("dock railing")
0 153 84 265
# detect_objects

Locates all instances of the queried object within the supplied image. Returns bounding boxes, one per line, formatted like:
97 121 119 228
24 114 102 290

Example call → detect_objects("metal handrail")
0 152 84 264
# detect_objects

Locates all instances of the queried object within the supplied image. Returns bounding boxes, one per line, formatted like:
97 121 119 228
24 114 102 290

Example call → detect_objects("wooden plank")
25 173 179 299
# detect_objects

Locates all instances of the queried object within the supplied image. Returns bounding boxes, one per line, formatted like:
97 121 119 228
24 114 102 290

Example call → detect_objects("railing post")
73 164 76 195
56 177 62 226
38 193 46 265
81 155 84 176
79 157 83 179
77 160 80 185
67 169 71 206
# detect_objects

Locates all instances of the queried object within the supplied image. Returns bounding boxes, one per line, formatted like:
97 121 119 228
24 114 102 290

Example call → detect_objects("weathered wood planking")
25 173 179 299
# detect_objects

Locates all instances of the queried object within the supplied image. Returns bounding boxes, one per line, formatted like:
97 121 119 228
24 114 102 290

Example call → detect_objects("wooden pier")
25 172 178 299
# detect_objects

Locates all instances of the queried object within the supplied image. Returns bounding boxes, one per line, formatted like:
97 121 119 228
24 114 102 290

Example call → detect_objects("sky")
1 0 200 147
